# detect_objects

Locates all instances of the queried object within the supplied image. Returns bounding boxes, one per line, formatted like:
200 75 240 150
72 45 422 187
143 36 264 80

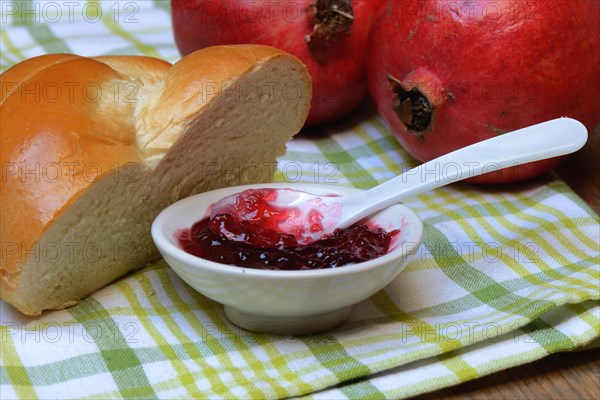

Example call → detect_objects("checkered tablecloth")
1 2 598 399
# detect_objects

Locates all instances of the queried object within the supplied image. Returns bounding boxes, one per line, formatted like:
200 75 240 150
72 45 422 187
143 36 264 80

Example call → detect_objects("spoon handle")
345 118 588 225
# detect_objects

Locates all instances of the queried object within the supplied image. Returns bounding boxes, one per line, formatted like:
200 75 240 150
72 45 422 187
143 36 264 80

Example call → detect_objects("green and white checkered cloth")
1 2 599 399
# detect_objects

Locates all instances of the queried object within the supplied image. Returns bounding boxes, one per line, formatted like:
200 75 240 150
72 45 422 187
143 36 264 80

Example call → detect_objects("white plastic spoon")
210 118 588 247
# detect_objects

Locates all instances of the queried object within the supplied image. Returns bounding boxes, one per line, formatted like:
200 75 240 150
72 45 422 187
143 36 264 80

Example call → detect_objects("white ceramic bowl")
151 183 424 335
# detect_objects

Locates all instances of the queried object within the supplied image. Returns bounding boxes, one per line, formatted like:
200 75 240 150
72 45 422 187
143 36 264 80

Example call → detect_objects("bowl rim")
151 183 424 280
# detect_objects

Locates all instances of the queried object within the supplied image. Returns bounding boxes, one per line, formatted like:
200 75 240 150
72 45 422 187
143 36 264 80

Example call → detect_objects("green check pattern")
1 2 599 399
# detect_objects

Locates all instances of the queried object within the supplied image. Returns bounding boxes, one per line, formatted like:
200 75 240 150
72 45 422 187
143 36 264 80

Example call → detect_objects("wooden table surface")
412 129 600 399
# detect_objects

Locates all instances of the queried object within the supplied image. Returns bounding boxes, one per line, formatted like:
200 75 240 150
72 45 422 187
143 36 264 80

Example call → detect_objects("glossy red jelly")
208 188 321 249
176 217 398 271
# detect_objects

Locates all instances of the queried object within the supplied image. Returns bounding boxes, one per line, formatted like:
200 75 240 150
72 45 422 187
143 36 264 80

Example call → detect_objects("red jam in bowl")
176 217 398 271
208 188 328 249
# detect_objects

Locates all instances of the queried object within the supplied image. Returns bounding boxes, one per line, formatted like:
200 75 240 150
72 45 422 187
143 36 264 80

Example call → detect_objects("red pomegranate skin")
368 0 600 183
172 0 385 126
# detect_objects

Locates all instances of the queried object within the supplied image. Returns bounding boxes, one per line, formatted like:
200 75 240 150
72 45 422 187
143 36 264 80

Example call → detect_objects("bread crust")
0 46 312 314
0 54 81 104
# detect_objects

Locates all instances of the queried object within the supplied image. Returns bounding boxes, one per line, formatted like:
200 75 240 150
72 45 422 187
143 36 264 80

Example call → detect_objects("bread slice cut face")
0 45 312 315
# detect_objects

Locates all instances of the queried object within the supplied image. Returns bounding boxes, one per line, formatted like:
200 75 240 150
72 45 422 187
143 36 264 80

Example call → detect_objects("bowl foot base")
224 306 352 335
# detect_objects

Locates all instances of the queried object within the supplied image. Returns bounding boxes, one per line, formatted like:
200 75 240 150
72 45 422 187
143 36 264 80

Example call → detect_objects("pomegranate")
172 0 385 125
368 0 600 183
